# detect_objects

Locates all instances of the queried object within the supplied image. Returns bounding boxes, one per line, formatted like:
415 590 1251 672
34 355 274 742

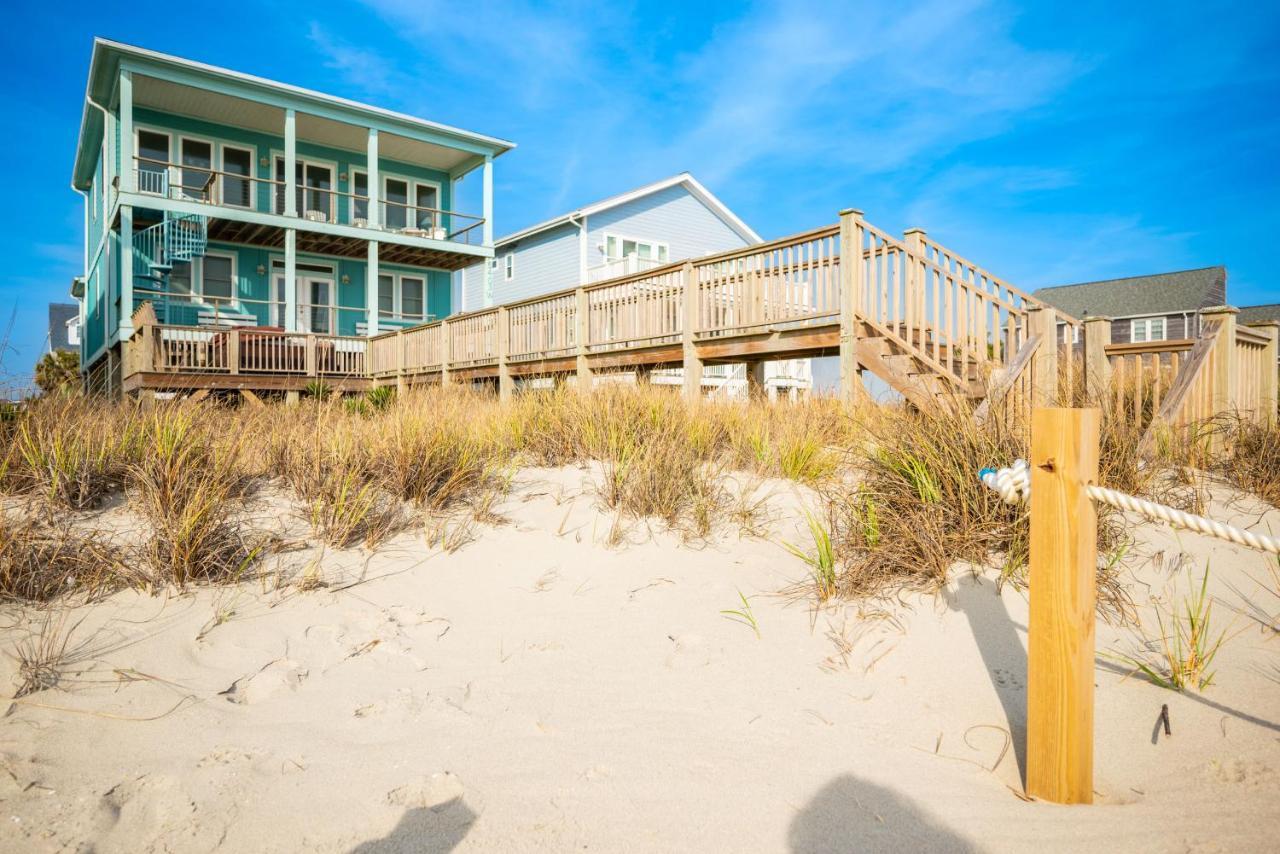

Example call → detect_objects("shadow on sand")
788 774 976 853
945 573 1028 787
348 797 477 854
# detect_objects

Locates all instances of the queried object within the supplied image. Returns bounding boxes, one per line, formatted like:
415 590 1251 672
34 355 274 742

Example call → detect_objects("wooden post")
304 334 317 377
1082 316 1111 401
1028 406 1100 805
838 209 864 405
1028 306 1059 406
681 261 703 403
396 329 408 396
1203 306 1238 420
497 305 513 402
228 329 241 375
903 227 926 348
746 361 767 400
440 319 452 385
575 286 592 391
1249 321 1278 428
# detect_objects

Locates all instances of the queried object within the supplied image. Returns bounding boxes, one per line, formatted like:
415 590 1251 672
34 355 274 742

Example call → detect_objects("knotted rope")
978 460 1280 555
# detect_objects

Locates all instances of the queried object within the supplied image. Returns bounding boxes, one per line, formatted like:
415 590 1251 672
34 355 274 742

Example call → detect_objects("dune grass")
0 381 1271 609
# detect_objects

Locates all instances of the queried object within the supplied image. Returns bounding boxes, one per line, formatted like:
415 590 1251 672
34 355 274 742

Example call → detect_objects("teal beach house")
71 39 512 394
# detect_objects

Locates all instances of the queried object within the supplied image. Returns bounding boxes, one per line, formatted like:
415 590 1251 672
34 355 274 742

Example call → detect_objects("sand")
2 466 1278 853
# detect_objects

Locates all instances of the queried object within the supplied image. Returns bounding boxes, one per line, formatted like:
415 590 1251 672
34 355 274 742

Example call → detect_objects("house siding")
585 183 747 267
462 183 752 310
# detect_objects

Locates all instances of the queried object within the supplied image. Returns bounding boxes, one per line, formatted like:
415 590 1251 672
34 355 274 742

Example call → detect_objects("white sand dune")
2 467 1278 852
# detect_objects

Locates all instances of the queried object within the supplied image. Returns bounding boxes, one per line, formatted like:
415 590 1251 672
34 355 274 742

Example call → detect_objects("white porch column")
118 205 134 337
366 128 380 229
284 108 297 217
366 240 380 336
119 70 134 194
482 154 493 246
284 228 297 332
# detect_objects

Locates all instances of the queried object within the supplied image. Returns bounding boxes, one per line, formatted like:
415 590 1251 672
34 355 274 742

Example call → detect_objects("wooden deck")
119 208 1278 435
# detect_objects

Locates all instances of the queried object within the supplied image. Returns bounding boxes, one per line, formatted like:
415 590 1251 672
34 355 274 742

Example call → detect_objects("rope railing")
979 459 1280 554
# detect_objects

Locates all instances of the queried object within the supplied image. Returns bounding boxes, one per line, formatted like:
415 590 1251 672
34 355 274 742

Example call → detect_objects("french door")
273 273 335 334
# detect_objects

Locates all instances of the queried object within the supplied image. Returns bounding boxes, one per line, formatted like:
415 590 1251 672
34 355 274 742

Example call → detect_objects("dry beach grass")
0 384 1278 851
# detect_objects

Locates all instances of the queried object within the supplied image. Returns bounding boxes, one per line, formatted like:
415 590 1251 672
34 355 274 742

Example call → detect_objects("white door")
272 274 335 333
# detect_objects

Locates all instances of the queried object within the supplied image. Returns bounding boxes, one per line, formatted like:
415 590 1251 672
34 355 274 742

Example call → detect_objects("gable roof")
1239 303 1280 325
1032 266 1227 319
495 173 762 247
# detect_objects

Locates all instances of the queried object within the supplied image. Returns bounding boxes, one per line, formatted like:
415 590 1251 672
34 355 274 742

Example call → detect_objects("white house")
460 173 811 398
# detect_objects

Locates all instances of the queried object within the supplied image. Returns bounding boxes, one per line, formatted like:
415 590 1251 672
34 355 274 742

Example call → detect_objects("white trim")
219 142 255 210
601 231 670 263
494 173 762 248
376 270 431 322
133 125 172 194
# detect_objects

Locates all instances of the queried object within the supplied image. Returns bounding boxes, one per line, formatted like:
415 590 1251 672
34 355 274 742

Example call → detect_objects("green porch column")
119 205 134 337
284 108 297 218
366 128 380 229
119 69 134 194
284 228 297 332
366 240 380 336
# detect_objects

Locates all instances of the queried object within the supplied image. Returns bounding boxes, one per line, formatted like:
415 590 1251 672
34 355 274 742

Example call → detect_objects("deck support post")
681 261 702 404
440 319 452 385
285 390 299 407
575 286 592 390
1250 321 1278 428
1028 406 1100 805
497 306 513 402
1082 316 1112 401
228 329 240 375
838 208 864 405
366 241 380 336
1028 305 1059 406
746 361 767 400
284 229 297 332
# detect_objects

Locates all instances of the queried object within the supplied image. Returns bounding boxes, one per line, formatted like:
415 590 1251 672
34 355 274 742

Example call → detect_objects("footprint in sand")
387 771 467 812
664 633 713 670
96 774 227 852
221 659 309 705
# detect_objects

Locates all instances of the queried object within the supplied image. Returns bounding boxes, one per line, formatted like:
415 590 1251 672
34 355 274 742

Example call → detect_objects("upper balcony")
74 39 514 269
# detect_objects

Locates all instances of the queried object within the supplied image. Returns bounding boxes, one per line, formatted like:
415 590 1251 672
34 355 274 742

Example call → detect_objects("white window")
382 177 441 230
66 317 81 347
274 156 335 220
136 129 171 194
504 253 514 281
603 234 670 263
377 273 429 320
1131 317 1166 343
352 171 369 223
179 137 214 202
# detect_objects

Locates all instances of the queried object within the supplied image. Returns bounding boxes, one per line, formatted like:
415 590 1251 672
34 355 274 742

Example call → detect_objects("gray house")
1033 266 1227 344
46 303 80 354
461 173 811 396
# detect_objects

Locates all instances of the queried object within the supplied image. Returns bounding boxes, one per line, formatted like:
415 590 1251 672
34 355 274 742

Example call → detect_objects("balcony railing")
130 288 429 337
129 157 486 245
587 254 666 283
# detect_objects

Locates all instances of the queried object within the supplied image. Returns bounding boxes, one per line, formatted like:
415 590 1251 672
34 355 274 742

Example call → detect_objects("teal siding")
132 108 453 223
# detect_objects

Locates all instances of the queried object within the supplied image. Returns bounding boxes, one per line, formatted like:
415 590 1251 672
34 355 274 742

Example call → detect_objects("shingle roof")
1032 266 1226 319
1238 304 1280 325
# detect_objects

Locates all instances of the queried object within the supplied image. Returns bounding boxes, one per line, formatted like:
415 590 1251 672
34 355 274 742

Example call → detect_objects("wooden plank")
1028 406 1099 805
974 333 1041 425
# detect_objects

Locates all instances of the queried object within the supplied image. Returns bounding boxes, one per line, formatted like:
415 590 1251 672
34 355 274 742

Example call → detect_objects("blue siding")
463 182 752 311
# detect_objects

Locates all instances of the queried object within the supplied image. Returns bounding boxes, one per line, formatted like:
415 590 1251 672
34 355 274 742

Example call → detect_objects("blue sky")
1 0 1277 389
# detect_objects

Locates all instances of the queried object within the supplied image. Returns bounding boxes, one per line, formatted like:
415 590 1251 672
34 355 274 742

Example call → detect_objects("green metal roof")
1032 266 1226 319
72 38 515 189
